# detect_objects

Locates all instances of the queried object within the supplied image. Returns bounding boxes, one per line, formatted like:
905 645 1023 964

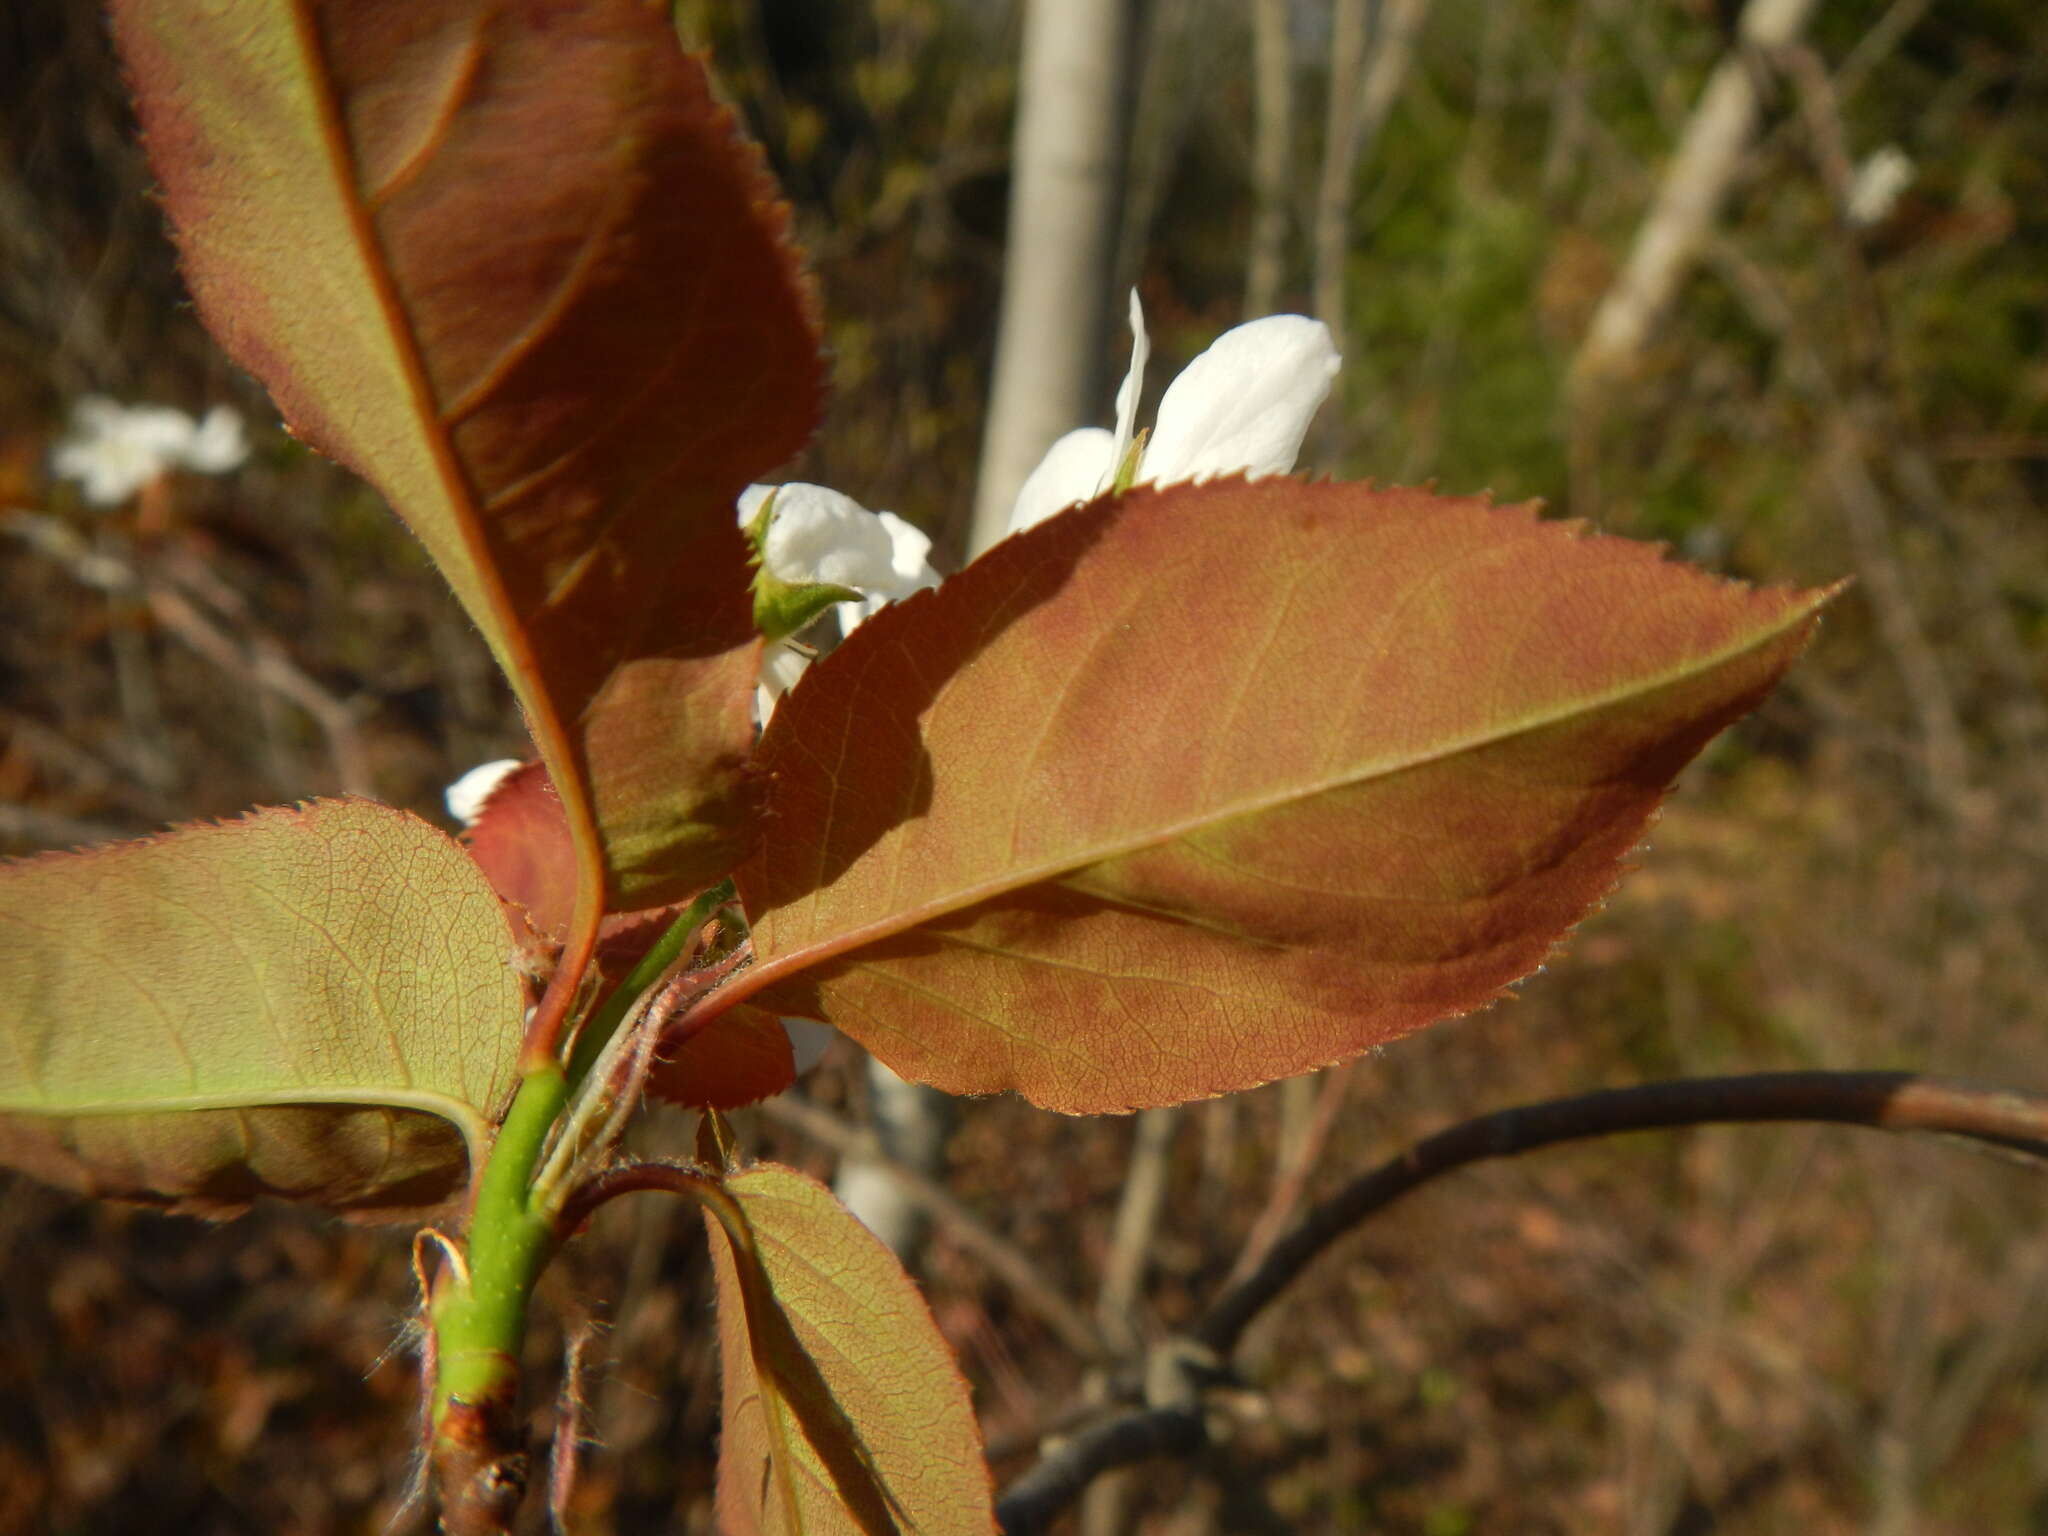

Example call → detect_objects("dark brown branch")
996 1071 2048 1533
1202 1072 2047 1353
996 1408 1205 1536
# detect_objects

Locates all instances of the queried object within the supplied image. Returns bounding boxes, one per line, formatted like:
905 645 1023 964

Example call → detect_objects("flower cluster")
734 293 1338 713
447 297 1339 824
51 397 249 506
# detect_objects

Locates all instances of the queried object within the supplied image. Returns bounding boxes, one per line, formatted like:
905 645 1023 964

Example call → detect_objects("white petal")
444 757 524 826
753 639 814 725
735 483 775 526
52 437 155 505
1104 288 1150 490
758 482 899 590
1006 426 1117 535
181 406 249 473
1140 315 1340 486
875 511 939 594
1847 144 1914 228
760 641 812 697
842 510 943 635
120 404 201 460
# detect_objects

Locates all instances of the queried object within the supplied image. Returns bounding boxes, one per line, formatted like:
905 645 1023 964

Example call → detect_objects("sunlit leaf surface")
706 1163 995 1535
734 481 1834 1113
0 800 525 1216
111 0 821 908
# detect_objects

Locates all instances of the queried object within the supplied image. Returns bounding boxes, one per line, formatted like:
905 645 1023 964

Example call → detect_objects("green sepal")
741 486 866 643
1109 428 1150 495
697 1107 740 1171
754 575 866 644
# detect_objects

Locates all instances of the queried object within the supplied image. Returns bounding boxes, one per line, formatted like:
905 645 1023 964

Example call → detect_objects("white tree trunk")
1311 0 1369 355
1243 0 1293 317
831 1056 955 1258
967 0 1135 555
845 0 1136 1259
1573 0 1822 388
1311 0 1431 358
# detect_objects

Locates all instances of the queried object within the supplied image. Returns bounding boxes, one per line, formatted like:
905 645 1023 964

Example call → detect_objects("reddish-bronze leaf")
704 1163 996 1534
462 759 578 940
647 1003 797 1110
460 758 691 975
110 1 821 911
0 800 526 1217
728 481 1835 1114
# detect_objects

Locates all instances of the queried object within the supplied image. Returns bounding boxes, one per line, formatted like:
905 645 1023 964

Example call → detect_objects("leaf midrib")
0 1084 490 1167
281 0 603 941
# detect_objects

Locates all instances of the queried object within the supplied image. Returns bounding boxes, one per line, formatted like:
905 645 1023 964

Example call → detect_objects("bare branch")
1243 0 1293 317
1822 418 1972 811
1572 0 1822 392
997 1406 1205 1536
1199 1072 2048 1355
995 1071 2048 1530
1310 0 1368 361
3 508 376 798
1096 1107 1180 1356
1078 1104 1182 1535
1311 0 1432 363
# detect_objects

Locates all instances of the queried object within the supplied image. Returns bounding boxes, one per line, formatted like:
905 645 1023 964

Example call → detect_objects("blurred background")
2 0 2044 1531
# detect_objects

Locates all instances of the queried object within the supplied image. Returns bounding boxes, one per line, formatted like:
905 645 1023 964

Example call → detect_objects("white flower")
183 405 250 473
741 482 898 593
738 482 940 719
1007 292 1341 535
447 488 930 1080
737 483 939 612
51 396 251 506
444 757 523 827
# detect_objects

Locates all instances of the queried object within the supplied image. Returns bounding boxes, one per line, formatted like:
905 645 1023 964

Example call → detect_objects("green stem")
430 1062 569 1425
560 880 732 1094
427 879 735 1475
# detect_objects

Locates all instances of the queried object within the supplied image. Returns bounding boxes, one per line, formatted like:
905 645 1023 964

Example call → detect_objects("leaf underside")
706 1163 996 1536
0 800 526 1218
735 480 1835 1114
648 1003 798 1110
111 0 823 907
462 759 583 943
